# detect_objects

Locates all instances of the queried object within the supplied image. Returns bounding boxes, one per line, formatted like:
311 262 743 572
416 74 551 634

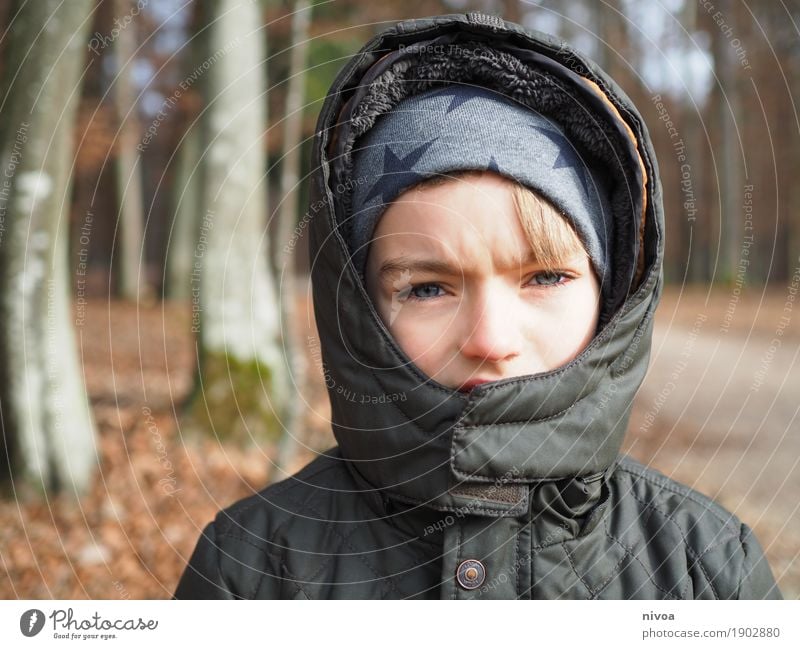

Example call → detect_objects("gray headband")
348 84 612 286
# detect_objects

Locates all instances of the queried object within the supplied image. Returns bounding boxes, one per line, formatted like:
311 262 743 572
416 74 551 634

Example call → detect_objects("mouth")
458 378 494 393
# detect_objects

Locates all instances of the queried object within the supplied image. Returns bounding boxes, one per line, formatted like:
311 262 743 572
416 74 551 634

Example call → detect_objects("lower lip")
459 381 489 392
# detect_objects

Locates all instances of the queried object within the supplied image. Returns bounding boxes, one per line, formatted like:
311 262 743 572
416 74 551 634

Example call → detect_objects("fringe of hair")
510 181 586 270
410 170 587 270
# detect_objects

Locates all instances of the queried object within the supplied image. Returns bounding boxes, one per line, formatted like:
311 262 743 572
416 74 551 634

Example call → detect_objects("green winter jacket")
174 12 782 600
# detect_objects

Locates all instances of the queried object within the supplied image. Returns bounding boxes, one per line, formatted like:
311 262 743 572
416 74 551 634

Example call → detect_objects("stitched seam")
251 522 366 588
279 500 389 590
456 399 581 429
531 526 577 551
279 491 403 597
452 524 462 600
516 521 524 597
247 570 267 600
676 533 740 600
616 464 739 534
694 535 741 561
251 462 348 562
451 377 608 442
585 541 631 598
627 494 718 597
220 530 274 560
280 560 314 600
451 444 616 484
562 542 595 598
222 524 362 598
624 483 728 553
625 490 726 598
224 483 389 590
602 524 680 600
680 565 692 600
208 531 278 599
509 518 521 599
369 364 461 434
691 534 740 600
215 459 342 537
619 465 731 524
382 486 526 515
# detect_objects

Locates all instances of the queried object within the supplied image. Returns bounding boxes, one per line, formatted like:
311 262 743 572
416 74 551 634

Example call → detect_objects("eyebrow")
378 257 459 281
377 251 546 281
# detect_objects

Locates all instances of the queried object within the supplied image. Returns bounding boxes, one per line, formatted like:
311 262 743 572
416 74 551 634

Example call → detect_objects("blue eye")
528 271 568 287
409 283 445 299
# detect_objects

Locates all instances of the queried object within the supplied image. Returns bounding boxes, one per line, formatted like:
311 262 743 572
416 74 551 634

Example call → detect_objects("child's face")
364 171 601 392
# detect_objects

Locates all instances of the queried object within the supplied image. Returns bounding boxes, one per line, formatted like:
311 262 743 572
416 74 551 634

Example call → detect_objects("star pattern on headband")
363 138 439 204
528 123 591 197
425 86 485 114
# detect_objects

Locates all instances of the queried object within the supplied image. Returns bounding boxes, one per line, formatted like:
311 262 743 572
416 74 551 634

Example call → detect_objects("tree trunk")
165 1 205 302
710 0 743 284
182 0 288 445
0 0 98 497
113 0 147 301
679 0 705 283
165 127 201 301
274 0 313 477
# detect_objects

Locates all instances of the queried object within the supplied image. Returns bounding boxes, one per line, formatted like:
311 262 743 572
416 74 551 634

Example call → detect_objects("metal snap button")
456 559 486 590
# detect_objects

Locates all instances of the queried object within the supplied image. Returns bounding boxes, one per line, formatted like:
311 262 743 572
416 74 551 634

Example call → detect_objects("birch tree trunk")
274 0 312 476
182 0 288 444
0 0 98 497
165 1 205 302
113 0 147 301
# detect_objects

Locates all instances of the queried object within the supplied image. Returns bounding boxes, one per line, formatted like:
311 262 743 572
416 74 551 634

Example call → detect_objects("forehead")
370 174 533 273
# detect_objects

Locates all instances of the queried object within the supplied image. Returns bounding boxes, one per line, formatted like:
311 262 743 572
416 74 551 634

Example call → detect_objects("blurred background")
0 0 797 599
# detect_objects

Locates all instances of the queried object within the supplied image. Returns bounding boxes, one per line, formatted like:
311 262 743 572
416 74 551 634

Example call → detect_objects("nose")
457 285 523 363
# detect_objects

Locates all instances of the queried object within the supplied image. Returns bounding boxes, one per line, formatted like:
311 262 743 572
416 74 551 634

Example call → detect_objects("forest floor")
623 285 800 599
1 285 797 599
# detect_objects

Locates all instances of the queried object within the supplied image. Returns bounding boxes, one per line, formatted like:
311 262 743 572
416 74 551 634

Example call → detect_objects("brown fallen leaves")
0 297 331 599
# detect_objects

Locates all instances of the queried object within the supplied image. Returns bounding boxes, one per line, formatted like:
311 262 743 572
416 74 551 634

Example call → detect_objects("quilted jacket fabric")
173 12 782 600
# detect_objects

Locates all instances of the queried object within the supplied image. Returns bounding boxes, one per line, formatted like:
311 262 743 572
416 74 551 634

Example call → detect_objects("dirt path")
624 288 800 598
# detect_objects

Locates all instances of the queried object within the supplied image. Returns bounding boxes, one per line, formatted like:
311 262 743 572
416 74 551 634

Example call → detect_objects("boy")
174 13 782 599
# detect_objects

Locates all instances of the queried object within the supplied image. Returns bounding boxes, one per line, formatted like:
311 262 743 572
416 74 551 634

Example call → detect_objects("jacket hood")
306 13 663 517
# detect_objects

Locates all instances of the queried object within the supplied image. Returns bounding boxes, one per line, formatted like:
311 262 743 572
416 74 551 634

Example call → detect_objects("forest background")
0 0 798 599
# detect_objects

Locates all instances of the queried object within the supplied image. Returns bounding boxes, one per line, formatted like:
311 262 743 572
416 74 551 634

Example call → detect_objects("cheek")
387 311 455 378
389 314 441 359
519 284 599 365
546 285 599 354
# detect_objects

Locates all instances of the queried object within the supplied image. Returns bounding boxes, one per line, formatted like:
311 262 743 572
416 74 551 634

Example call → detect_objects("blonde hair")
411 170 587 270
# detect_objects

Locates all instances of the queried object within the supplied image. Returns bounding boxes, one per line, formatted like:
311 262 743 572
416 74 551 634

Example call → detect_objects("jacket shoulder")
174 449 364 599
613 455 741 533
609 455 781 599
216 448 359 539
